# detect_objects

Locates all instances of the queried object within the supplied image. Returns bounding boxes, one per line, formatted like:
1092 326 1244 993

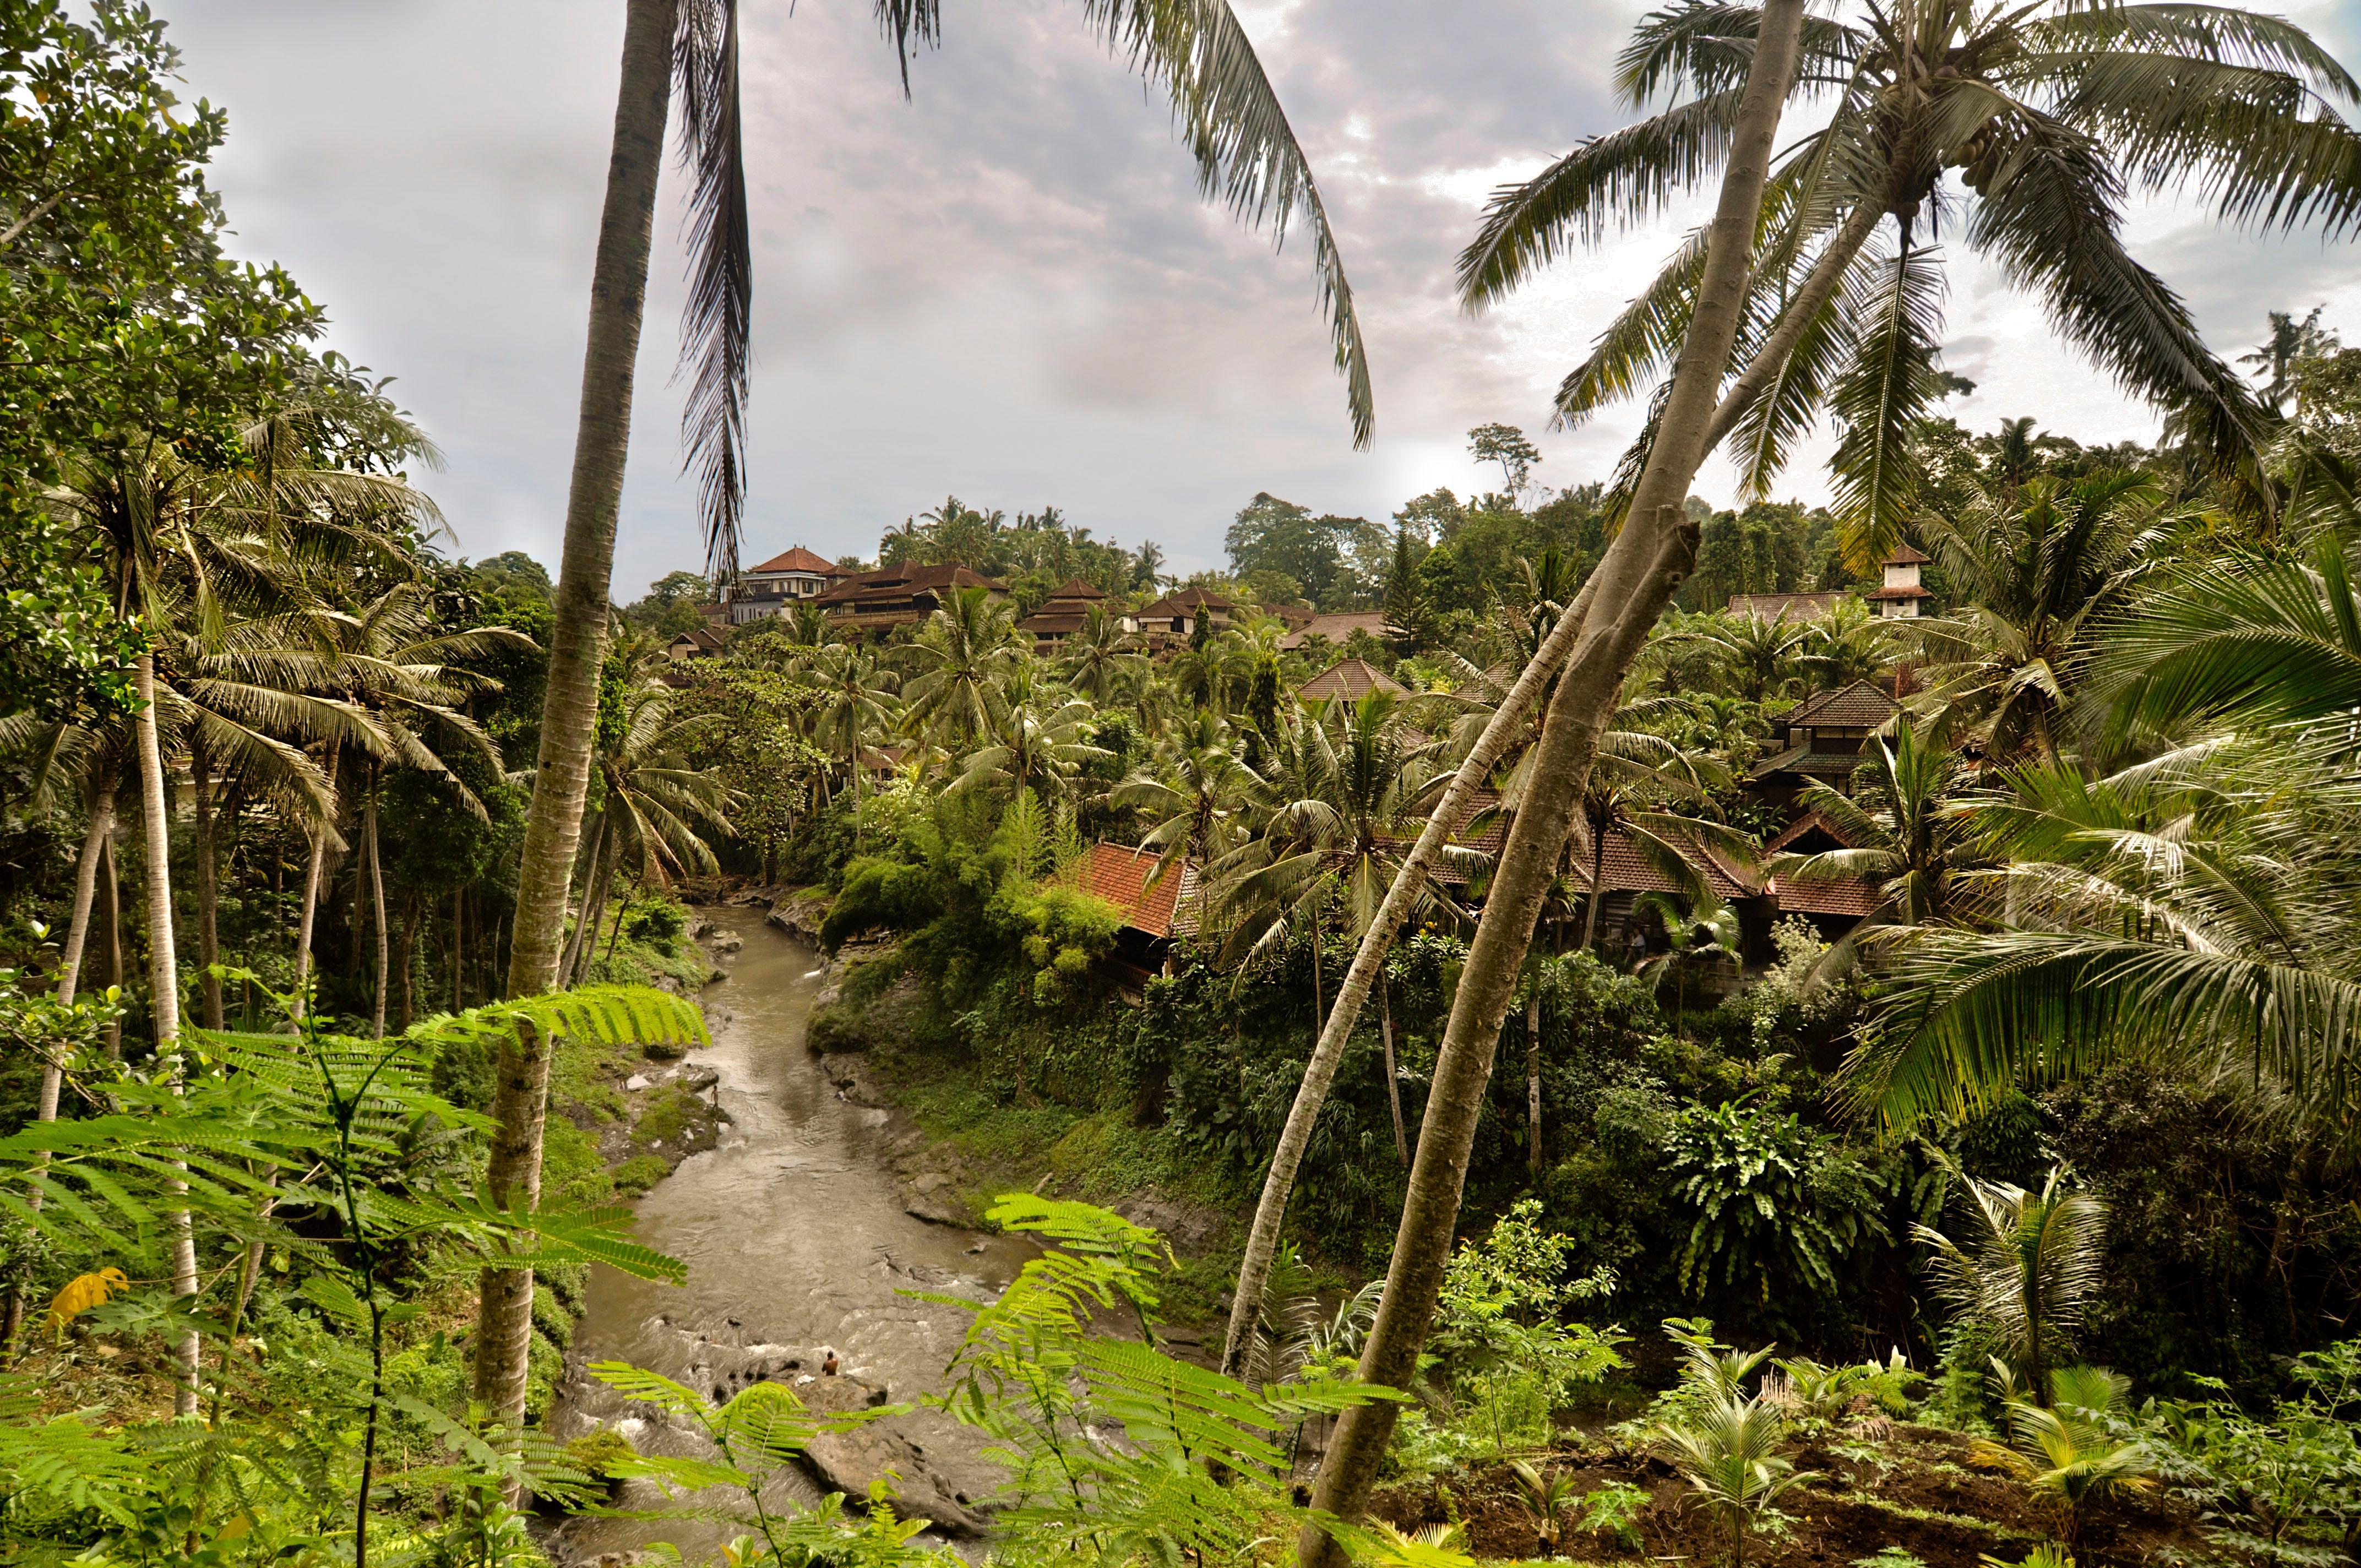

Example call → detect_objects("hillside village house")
1015 579 1108 646
730 546 851 624
1726 543 1934 620
816 563 1008 634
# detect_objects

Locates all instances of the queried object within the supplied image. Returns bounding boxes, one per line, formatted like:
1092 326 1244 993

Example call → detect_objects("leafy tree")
1470 423 1542 499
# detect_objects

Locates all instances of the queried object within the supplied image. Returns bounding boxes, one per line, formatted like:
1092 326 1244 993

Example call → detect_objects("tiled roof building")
816 564 1006 633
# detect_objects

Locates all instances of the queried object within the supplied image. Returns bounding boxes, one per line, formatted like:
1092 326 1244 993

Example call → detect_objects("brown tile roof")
1069 843 1200 940
815 563 1005 607
1281 610 1393 651
1566 822 1759 899
1140 586 1232 616
1017 611 1091 638
1866 582 1934 601
1770 878 1884 917
1763 810 1864 854
1788 679 1898 728
748 545 847 576
1884 543 1930 565
1727 591 1846 619
1299 657 1408 702
669 627 726 654
1045 577 1105 601
1750 743 1870 781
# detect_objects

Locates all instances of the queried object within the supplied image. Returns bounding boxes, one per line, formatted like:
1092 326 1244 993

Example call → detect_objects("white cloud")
159 0 2361 592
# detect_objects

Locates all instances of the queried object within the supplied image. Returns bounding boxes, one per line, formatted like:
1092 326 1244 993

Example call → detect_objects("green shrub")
612 1155 671 1197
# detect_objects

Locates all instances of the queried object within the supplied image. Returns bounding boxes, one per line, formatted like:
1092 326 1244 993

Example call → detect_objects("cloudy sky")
162 0 2361 594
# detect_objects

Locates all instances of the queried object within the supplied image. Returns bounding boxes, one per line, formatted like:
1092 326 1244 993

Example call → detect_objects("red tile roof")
1299 657 1407 701
1069 843 1200 940
748 545 847 575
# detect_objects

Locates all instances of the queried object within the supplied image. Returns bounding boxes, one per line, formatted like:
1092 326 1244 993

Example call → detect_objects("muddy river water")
540 907 1036 1563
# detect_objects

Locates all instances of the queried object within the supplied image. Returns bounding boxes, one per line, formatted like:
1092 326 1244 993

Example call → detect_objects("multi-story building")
730 546 851 624
1865 543 1934 618
815 563 1007 634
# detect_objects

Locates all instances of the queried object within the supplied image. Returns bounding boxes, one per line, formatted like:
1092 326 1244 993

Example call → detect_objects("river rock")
623 1074 650 1092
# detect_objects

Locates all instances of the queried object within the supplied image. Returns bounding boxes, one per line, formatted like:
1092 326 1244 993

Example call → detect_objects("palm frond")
676 0 751 580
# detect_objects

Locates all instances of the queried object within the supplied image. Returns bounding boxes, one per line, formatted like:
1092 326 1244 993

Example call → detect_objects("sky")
160 0 2361 593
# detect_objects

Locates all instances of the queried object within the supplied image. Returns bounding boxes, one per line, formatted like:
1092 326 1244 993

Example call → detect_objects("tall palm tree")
946 665 1108 805
1062 601 1148 704
561 672 731 987
1113 709 1258 881
1913 471 2168 761
1256 10 1814 1522
796 640 900 852
1772 715 1980 949
1682 609 1813 704
1461 0 2361 562
900 585 1024 748
1799 596 1895 690
294 580 529 1033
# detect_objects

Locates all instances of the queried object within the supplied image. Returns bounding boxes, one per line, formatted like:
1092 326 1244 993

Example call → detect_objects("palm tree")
1565 726 1755 952
1460 0 2361 562
901 585 1024 748
1916 1166 2106 1395
1799 596 1894 691
1772 716 1979 949
1913 471 2168 761
947 665 1108 805
1683 609 1812 705
1113 710 1258 880
292 580 526 1035
1211 693 1471 1015
47 412 434 1414
1270 8 1814 1525
1062 601 1147 704
2091 523 2361 742
561 672 731 987
2241 306 2332 413
796 640 900 852
1843 739 2361 1134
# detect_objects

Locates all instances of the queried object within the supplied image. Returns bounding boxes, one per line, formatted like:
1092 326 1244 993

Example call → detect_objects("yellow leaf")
47 1267 129 1337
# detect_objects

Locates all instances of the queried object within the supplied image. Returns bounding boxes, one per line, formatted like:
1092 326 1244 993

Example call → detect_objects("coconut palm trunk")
292 747 338 1022
476 0 678 1431
365 765 389 1039
1379 973 1406 1163
191 743 224 1032
99 838 122 1058
1580 815 1608 950
1297 7 1808 1559
1525 988 1542 1180
131 653 202 1417
1220 564 1619 1375
6 782 118 1346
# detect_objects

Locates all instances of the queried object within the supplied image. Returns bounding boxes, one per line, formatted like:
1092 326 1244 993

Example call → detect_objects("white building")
731 546 851 624
1867 543 1933 618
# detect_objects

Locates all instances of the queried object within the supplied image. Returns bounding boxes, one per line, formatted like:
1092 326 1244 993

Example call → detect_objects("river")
540 907 1036 1564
